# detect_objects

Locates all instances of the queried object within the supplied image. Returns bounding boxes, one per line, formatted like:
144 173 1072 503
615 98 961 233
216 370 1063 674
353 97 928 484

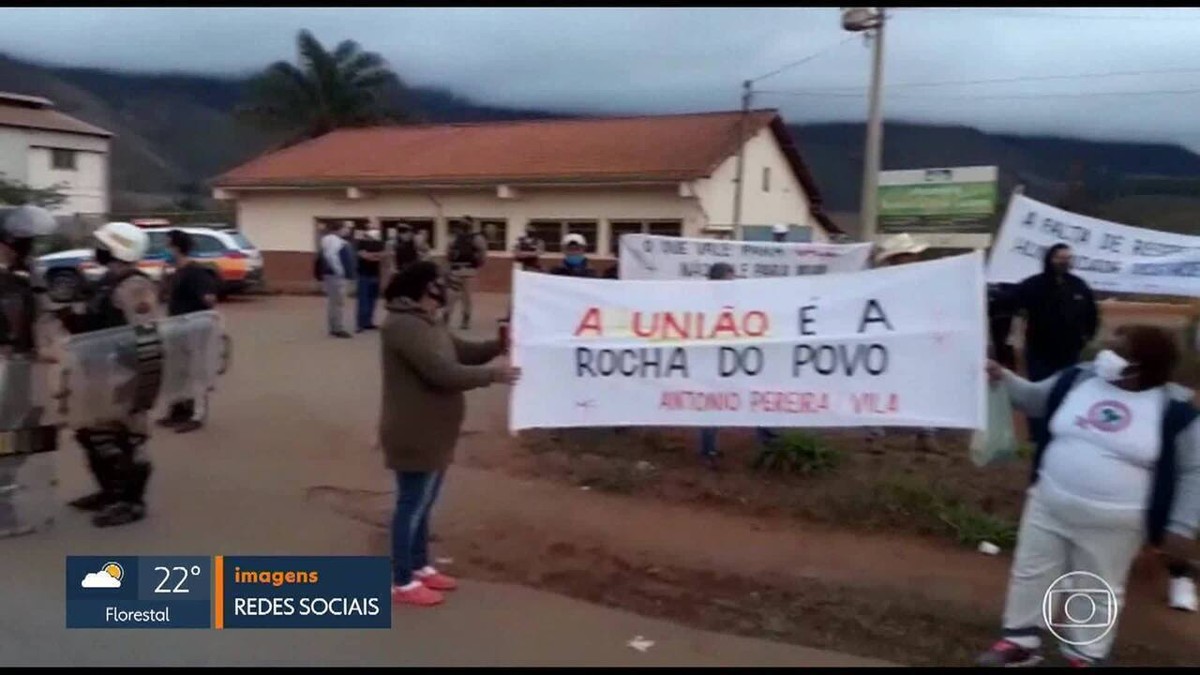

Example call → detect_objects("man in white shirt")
320 221 354 338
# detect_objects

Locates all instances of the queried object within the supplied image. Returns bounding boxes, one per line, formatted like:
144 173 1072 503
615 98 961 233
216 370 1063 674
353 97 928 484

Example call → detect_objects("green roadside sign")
878 181 997 218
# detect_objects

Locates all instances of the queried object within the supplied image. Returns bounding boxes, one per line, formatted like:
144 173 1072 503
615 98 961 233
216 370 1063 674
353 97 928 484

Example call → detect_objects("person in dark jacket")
987 283 1018 370
157 229 218 434
550 234 597 278
355 229 385 332
378 260 520 607
1005 243 1099 445
392 224 421 274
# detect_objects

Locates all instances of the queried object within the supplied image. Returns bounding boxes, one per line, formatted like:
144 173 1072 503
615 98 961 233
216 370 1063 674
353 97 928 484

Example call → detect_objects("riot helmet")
0 204 57 270
94 222 149 264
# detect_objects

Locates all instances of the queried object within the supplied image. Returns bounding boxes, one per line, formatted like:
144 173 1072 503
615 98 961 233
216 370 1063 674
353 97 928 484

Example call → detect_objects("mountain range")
1 52 1198 234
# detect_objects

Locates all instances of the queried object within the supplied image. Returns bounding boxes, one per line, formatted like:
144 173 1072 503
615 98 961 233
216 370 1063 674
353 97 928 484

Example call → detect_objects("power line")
756 87 1200 101
907 7 1200 21
758 65 1200 94
748 35 858 84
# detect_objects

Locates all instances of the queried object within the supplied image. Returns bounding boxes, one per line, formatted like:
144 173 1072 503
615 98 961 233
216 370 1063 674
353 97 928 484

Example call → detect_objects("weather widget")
65 556 213 629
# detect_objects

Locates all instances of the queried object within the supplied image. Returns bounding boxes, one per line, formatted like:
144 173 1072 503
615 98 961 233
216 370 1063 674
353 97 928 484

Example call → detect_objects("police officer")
0 205 58 356
0 205 60 538
59 221 162 528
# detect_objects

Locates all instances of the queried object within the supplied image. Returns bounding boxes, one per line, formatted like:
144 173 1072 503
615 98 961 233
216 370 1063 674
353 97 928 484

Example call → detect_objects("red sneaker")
391 583 444 607
415 570 458 592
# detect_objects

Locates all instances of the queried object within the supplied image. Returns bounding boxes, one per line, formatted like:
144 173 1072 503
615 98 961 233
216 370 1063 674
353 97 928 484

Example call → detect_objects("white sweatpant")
1001 485 1145 662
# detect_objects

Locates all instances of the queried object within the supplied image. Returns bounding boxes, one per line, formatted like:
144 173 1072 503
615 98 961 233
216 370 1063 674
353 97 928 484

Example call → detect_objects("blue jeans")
391 471 444 586
699 427 778 458
356 275 380 331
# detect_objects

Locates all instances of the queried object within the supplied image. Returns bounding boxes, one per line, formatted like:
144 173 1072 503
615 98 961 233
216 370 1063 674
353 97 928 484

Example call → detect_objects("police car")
35 226 263 303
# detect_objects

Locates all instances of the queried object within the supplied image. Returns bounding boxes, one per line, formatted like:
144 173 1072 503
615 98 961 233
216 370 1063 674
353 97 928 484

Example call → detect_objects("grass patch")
878 475 1018 549
752 432 841 476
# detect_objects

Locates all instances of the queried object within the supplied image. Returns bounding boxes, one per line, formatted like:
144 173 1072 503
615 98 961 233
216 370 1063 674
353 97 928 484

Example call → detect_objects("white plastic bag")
969 383 1018 468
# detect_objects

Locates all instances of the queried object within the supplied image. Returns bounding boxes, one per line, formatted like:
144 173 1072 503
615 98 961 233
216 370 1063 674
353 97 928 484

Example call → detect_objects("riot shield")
60 310 228 429
0 357 60 538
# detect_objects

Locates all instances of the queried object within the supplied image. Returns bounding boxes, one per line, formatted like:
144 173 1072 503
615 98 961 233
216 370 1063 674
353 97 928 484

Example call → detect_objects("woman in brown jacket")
379 261 520 607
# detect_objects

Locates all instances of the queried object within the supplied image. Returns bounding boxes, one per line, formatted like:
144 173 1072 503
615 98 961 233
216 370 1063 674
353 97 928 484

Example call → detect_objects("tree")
0 174 67 210
238 29 409 143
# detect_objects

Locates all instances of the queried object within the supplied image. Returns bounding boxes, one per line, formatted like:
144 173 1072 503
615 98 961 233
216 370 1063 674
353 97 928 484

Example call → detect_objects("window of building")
608 219 684 255
526 220 599 253
51 148 77 171
379 218 436 250
448 217 508 252
762 167 771 192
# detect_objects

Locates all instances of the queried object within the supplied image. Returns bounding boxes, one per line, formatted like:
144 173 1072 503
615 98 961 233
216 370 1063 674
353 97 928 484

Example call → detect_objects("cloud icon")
81 571 121 589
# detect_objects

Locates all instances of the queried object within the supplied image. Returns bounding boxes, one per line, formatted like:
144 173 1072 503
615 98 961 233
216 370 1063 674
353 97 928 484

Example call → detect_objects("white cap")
772 223 790 235
562 233 587 248
94 222 150 263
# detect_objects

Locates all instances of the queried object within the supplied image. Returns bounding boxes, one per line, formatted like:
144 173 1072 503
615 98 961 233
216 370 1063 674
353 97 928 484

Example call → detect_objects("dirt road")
0 295 887 667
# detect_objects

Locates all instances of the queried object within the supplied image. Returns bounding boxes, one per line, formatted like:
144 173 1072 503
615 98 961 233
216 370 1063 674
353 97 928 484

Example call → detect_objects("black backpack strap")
1146 399 1200 545
1030 366 1085 484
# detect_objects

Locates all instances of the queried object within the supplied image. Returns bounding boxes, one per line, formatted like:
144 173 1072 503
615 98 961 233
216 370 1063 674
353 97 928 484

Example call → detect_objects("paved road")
0 296 889 667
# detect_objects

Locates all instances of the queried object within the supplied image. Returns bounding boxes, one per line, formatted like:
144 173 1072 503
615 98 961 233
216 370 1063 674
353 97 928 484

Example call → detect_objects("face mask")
94 247 114 266
1094 349 1131 383
565 254 585 267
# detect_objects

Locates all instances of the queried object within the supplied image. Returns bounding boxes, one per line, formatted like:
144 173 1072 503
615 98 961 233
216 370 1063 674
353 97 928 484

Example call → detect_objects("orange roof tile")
214 109 840 233
214 110 787 186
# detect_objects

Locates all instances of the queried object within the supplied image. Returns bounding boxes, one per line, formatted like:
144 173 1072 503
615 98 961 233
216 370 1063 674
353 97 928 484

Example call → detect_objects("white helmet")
94 221 149 263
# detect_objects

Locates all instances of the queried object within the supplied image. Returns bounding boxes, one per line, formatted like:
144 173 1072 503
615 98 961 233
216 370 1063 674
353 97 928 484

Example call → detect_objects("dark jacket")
1008 248 1098 370
378 298 502 472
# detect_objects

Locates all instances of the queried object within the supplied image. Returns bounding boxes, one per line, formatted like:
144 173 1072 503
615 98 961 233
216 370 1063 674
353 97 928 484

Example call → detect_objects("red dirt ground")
309 294 1200 666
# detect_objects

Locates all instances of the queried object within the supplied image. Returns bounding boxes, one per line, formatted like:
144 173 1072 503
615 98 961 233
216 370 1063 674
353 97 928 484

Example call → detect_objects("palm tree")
239 29 409 143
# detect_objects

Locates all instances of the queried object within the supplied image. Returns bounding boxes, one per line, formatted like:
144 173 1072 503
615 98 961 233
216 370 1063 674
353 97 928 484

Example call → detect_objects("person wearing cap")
445 217 488 331
771 223 790 242
550 233 597 277
868 233 941 453
697 262 779 467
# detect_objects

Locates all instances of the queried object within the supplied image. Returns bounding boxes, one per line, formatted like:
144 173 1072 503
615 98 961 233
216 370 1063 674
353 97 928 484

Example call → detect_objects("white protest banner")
618 233 873 280
987 193 1200 296
510 252 987 431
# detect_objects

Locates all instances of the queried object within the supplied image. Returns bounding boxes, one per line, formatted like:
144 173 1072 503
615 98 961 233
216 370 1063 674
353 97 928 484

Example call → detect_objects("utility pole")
841 7 887 244
860 10 886 244
731 79 752 241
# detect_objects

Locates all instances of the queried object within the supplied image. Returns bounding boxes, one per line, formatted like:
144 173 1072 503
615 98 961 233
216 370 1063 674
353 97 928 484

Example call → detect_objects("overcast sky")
2 7 1200 150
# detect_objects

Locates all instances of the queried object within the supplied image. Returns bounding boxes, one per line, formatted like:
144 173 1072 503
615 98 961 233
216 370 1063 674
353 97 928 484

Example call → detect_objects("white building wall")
0 127 28 183
231 184 704 255
694 126 827 242
13 129 109 214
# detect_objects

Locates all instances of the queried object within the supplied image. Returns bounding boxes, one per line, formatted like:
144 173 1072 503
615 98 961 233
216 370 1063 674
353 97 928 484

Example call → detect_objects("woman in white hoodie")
977 324 1199 667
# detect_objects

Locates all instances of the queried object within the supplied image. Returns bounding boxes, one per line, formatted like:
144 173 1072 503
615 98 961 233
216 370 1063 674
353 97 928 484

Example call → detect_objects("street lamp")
841 7 886 245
